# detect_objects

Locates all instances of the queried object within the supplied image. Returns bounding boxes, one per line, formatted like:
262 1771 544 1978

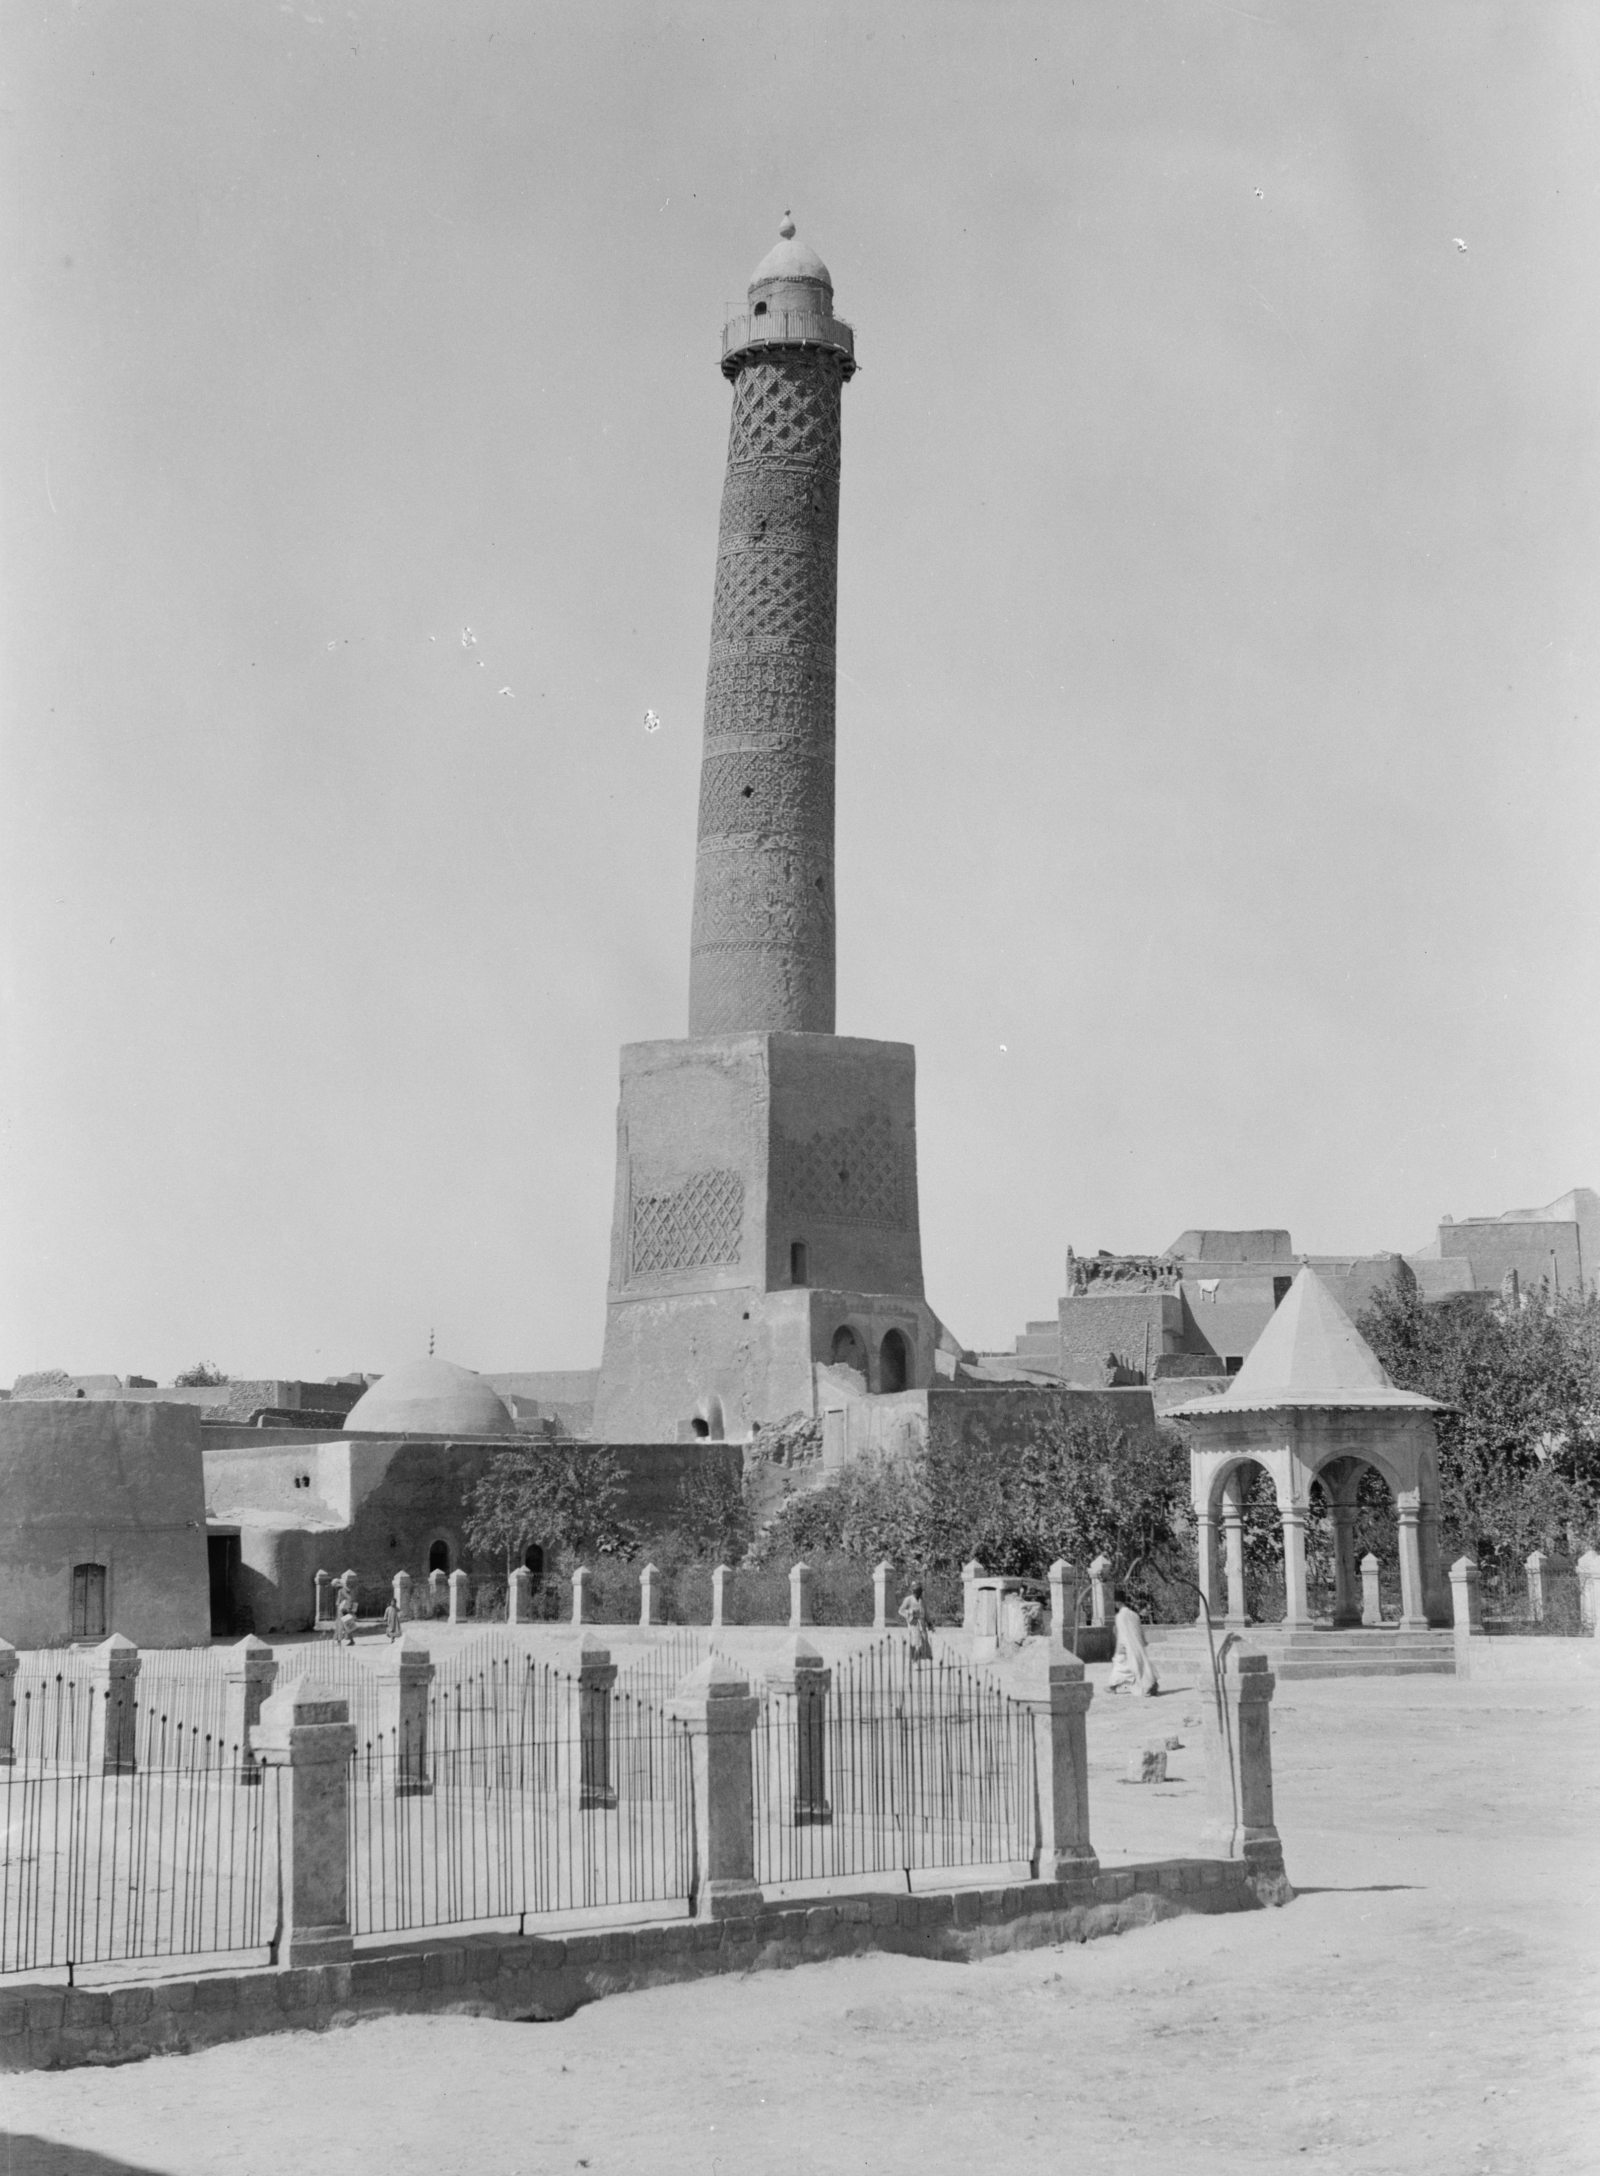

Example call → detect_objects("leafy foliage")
754 1410 1191 1607
174 1361 229 1386
671 1456 754 1563
464 1445 636 1577
1358 1282 1600 1578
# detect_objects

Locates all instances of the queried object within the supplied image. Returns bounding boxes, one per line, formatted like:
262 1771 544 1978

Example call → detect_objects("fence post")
0 1640 16 1767
393 1569 413 1621
571 1564 590 1625
253 1678 358 1966
379 1641 434 1794
873 1560 893 1632
788 1561 814 1629
575 1634 617 1809
767 1636 832 1825
314 1569 334 1626
1524 1550 1547 1624
1576 1549 1600 1636
1088 1555 1113 1629
1360 1552 1382 1627
669 1655 762 1918
1449 1555 1484 1679
640 1562 663 1627
1047 1559 1075 1643
222 1634 277 1783
961 1559 984 1633
448 1569 470 1625
88 1634 140 1775
1202 1644 1291 1902
710 1563 730 1628
1002 1644 1096 1883
508 1566 532 1623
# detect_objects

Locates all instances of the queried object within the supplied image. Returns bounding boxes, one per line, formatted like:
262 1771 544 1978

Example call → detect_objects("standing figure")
897 1581 934 1664
1107 1592 1159 1696
334 1586 357 1647
382 1593 403 1642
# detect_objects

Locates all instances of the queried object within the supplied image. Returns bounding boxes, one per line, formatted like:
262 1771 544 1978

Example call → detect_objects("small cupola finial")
779 211 795 239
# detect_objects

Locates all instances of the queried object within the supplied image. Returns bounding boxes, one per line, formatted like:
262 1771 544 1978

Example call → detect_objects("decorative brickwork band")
628 1168 745 1277
688 324 851 1037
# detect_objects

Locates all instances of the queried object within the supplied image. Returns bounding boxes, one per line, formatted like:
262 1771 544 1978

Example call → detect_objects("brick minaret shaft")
687 218 857 1037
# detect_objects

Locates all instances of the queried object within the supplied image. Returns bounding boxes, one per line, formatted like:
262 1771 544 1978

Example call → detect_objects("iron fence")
0 1693 275 1978
347 1664 694 1936
752 1637 1037 1888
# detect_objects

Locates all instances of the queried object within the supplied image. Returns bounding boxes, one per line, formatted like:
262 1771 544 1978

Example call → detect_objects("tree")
174 1361 229 1386
1358 1282 1600 1582
753 1409 1190 1603
672 1458 755 1563
464 1446 636 1578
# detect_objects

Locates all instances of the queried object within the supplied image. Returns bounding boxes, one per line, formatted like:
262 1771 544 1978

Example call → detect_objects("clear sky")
3 2 1596 1386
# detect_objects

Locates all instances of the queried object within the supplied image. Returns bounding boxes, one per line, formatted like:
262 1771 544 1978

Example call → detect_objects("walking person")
897 1580 934 1664
334 1586 357 1647
1107 1588 1159 1696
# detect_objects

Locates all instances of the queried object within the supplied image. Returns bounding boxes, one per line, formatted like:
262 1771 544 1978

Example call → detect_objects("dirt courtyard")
2 1670 1597 2176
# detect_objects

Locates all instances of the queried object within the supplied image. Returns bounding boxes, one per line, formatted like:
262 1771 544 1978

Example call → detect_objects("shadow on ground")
1 2137 172 2176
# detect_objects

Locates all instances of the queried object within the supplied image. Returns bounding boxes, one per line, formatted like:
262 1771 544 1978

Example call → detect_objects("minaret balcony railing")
720 309 856 377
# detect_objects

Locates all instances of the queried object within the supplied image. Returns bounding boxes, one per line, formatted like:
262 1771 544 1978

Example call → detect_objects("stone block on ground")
1124 1747 1168 1784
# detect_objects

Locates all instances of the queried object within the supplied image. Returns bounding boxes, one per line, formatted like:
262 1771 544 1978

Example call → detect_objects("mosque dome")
750 214 832 295
343 1356 515 1436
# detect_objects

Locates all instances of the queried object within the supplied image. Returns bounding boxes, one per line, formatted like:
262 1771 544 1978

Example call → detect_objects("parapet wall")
0 1860 1268 2073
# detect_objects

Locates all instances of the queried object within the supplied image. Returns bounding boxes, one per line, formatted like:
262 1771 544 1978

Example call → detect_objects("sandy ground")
2 1671 1597 2176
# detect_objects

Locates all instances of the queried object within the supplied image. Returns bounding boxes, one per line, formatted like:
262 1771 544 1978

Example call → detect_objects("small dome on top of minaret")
749 212 833 298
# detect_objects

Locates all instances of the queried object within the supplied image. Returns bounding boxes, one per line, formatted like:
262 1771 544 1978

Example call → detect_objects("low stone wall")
0 1858 1269 2072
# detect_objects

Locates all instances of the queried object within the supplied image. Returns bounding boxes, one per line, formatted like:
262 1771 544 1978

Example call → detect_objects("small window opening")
741 785 753 797
790 1240 808 1286
690 1416 710 1438
1224 1355 1244 1375
753 300 768 316
71 1562 107 1642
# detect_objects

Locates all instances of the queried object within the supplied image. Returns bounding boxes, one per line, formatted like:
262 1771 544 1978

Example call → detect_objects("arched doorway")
427 1538 450 1575
690 1396 725 1442
830 1324 867 1373
879 1329 909 1394
522 1543 545 1584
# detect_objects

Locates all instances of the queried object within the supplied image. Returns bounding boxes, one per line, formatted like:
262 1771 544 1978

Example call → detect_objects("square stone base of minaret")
590 1032 940 1444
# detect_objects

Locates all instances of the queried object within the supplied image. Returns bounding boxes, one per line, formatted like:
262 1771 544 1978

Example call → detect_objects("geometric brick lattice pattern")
629 1168 745 1277
726 356 845 473
689 345 848 1037
776 1110 909 1230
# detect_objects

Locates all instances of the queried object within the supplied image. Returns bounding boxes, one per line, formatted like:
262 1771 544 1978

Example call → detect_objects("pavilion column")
1279 1504 1311 1627
1194 1511 1220 1626
1329 1502 1360 1628
1396 1498 1428 1630
1222 1487 1248 1627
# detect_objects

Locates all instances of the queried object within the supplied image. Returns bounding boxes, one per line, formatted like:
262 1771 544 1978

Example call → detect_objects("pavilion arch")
1171 1268 1451 1632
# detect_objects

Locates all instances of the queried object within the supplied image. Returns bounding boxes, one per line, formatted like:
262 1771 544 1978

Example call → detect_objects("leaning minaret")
687 216 856 1037
592 220 937 1446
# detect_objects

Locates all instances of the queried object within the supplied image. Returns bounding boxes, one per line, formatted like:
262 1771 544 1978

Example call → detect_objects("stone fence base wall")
1 1858 1269 2072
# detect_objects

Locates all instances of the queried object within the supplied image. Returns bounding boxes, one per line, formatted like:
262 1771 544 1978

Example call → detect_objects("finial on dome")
779 212 796 239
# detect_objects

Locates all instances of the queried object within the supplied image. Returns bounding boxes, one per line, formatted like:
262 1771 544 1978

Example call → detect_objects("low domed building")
342 1356 515 1437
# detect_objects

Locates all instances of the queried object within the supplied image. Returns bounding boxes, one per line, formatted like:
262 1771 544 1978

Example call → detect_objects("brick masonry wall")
0 1859 1271 2072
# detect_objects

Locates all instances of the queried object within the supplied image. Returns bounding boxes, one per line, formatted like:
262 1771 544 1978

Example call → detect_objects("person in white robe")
1107 1599 1159 1695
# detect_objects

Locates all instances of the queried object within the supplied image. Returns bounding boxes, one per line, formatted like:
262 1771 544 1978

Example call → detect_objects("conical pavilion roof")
1167 1265 1442 1415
